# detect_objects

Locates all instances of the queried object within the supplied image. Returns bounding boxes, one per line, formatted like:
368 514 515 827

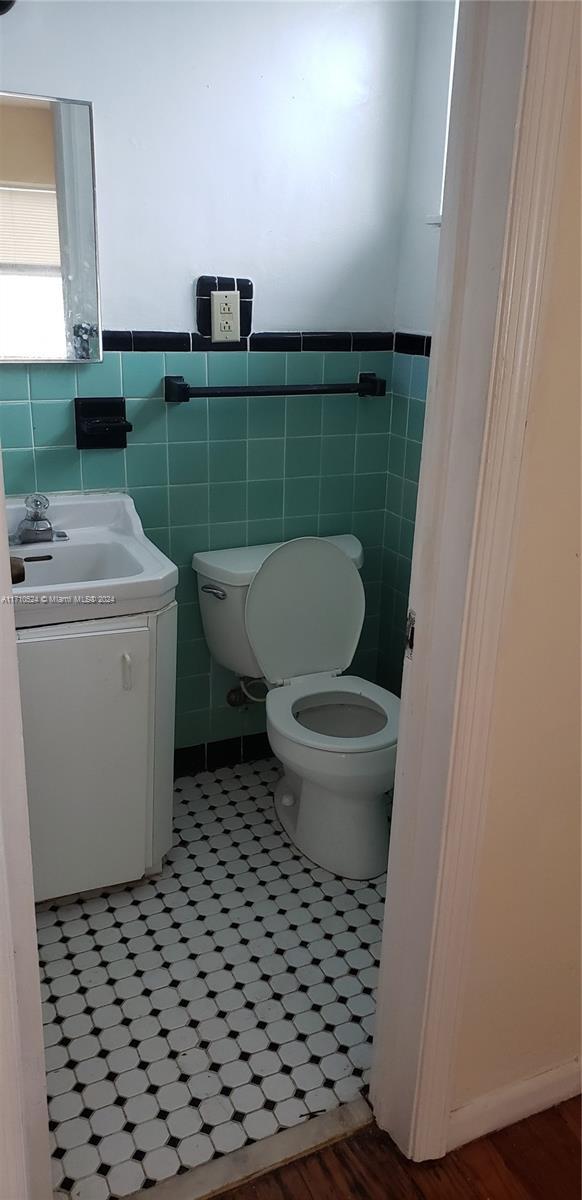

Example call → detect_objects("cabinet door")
17 624 150 902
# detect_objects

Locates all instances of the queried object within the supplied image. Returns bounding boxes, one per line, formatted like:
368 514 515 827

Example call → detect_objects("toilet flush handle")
201 584 227 600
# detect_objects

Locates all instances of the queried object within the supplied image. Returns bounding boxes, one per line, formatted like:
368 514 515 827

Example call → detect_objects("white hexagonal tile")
133 1118 170 1152
69 1174 109 1200
178 1132 215 1167
63 1144 100 1181
106 1161 145 1197
156 1081 190 1111
210 1122 246 1154
55 1118 92 1150
166 1106 202 1139
143 1146 181 1181
98 1131 135 1166
89 1104 125 1137
274 1097 308 1127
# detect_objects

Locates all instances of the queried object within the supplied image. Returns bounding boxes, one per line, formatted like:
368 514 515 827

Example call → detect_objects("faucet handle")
25 493 49 520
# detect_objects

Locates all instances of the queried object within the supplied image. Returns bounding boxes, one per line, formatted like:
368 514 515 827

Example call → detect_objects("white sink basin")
7 492 177 627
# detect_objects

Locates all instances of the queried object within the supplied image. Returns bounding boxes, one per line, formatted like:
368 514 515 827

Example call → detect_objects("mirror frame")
0 90 102 364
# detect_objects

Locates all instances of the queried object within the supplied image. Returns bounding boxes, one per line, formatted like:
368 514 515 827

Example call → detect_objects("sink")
6 492 177 627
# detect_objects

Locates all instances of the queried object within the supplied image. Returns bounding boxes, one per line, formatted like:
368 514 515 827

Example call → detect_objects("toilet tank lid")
192 534 363 586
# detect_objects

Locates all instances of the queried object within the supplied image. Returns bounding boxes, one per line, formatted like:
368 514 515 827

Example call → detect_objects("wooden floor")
219 1097 581 1200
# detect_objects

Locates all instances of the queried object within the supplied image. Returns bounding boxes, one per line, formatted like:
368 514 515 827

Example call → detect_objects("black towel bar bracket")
163 372 386 403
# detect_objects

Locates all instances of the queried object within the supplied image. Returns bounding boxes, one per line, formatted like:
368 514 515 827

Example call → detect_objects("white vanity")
8 493 178 903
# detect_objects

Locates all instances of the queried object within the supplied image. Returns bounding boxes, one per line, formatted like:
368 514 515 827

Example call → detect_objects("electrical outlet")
211 290 240 342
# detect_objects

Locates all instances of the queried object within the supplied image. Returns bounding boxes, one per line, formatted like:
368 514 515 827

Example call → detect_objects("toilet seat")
245 537 365 685
267 674 399 755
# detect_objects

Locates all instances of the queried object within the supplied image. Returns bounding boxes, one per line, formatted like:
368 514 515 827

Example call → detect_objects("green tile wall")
0 346 427 747
378 352 428 695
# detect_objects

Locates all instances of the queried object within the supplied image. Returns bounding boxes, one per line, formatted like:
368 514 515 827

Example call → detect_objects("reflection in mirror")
0 93 101 362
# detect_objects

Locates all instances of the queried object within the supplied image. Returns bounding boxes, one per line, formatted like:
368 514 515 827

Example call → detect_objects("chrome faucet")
9 494 68 545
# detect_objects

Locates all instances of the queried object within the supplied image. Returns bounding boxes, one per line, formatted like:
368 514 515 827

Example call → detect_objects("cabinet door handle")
121 652 132 690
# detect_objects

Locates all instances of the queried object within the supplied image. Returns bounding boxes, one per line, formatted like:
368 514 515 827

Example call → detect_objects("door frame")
0 462 52 1199
0 2 578 1192
371 0 579 1160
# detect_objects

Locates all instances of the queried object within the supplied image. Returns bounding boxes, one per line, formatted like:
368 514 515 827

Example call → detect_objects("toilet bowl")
267 674 399 879
193 534 400 880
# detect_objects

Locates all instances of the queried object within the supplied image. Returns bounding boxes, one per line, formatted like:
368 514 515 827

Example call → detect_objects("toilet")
192 535 400 880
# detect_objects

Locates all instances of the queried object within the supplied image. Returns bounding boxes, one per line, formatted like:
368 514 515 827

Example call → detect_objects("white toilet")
192 535 400 880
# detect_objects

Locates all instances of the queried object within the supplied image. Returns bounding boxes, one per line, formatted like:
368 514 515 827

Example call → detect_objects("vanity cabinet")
17 603 177 902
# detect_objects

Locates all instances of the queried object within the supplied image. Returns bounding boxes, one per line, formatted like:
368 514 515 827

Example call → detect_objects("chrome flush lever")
201 584 227 600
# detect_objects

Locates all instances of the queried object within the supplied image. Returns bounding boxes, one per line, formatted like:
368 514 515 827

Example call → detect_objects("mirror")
0 93 101 363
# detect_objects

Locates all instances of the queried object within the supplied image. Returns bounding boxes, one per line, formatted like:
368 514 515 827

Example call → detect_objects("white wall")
394 0 456 333
0 0 452 334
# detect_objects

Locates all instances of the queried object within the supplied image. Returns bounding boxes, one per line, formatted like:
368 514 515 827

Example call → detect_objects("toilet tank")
192 535 363 680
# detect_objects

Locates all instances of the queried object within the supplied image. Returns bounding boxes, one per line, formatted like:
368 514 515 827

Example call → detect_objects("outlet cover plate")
211 290 241 342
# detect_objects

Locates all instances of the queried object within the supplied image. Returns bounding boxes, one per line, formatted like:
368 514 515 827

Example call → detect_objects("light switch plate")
211 290 240 342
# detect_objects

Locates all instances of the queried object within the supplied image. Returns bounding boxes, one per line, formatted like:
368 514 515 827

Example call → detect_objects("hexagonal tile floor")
39 758 386 1199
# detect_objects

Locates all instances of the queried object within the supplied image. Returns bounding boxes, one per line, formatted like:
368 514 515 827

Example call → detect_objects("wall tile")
284 476 319 517
248 479 283 522
122 352 164 398
247 439 284 480
168 443 208 486
321 436 355 477
320 474 353 515
76 353 122 398
209 441 246 483
32 400 76 448
247 353 285 386
0 366 29 401
323 352 360 385
390 394 408 438
407 397 425 443
126 443 168 487
357 394 390 436
126 397 168 444
0 345 427 741
247 517 284 545
247 395 285 439
388 436 406 478
355 435 389 475
404 440 422 482
171 525 209 566
0 402 33 449
132 485 170 529
285 437 321 478
29 365 76 400
410 355 429 400
35 447 81 492
322 394 357 436
209 396 247 442
169 484 209 527
391 353 412 396
285 352 324 385
165 352 206 387
81 449 126 490
2 448 36 494
353 473 385 512
209 482 246 524
209 521 246 551
285 395 322 437
207 353 247 387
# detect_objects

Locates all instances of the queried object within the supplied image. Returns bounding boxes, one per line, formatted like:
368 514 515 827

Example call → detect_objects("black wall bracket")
75 397 133 449
164 371 386 403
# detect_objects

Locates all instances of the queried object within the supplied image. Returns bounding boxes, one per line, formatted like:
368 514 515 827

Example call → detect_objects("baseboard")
447 1058 581 1150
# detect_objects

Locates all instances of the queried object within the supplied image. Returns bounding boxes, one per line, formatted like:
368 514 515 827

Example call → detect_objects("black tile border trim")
103 330 431 355
174 732 272 777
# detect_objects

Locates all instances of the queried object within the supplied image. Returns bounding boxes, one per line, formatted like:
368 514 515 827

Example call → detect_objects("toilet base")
274 771 389 881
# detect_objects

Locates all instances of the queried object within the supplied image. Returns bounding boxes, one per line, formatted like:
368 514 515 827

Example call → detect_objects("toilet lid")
245 537 365 685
